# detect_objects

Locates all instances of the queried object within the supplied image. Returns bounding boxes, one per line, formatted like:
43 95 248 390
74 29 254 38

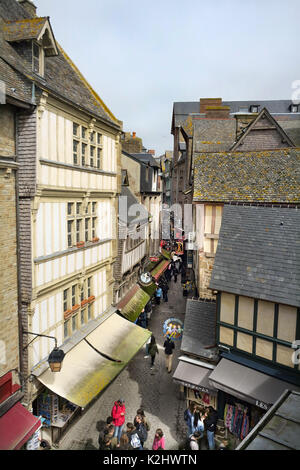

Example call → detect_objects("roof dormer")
4 17 58 77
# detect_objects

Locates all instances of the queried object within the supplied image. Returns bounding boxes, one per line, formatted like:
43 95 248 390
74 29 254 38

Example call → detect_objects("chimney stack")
18 0 37 17
205 105 230 119
132 132 136 138
200 98 222 113
147 149 155 155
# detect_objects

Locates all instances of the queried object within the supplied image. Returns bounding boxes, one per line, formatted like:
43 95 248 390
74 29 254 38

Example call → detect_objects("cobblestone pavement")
58 276 188 450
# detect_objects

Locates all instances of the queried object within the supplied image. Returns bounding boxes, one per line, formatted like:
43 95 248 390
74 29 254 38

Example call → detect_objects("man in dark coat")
163 337 175 373
204 406 218 450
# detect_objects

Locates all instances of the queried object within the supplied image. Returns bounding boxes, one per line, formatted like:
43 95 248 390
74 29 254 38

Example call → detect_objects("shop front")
0 401 42 450
208 357 300 447
173 356 218 410
32 312 151 445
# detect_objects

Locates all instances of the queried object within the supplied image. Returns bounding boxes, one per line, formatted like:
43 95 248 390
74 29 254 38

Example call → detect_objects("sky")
36 0 300 156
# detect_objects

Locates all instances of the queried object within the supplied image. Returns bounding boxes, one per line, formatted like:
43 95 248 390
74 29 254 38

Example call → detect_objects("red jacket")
111 402 126 427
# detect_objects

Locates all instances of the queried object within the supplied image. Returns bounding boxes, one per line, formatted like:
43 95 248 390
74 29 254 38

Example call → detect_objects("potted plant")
76 241 85 248
92 237 99 243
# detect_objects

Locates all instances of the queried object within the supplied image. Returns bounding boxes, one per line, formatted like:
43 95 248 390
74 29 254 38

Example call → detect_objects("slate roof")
236 390 300 450
209 205 300 307
131 153 161 168
3 16 48 42
193 148 300 203
0 0 120 127
119 185 148 226
180 299 218 361
174 100 300 118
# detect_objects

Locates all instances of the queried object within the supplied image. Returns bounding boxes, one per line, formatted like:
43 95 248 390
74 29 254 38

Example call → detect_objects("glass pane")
76 202 81 215
81 309 85 325
33 43 40 58
67 203 73 215
82 127 87 139
92 202 96 213
73 123 79 136
64 321 69 338
88 304 92 320
97 133 102 145
72 315 77 332
90 131 95 142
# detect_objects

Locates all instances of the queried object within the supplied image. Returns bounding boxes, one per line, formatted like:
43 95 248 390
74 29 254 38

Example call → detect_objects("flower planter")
71 304 80 312
87 296 95 303
92 237 99 243
81 299 89 307
64 309 73 320
76 241 85 248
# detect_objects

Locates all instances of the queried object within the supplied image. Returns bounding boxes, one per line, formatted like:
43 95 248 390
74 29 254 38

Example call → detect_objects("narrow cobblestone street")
58 276 187 450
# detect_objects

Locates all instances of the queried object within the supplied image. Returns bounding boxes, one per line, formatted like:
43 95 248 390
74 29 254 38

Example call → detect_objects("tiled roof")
181 299 218 361
193 148 300 203
209 205 300 307
3 17 47 42
0 0 120 127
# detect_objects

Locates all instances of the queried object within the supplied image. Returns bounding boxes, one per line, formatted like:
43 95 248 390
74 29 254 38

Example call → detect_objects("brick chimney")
147 149 155 155
200 98 222 113
132 132 136 138
18 0 37 17
205 105 230 119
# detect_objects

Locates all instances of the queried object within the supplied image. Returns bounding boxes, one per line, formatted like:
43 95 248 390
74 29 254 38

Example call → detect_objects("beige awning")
36 313 151 408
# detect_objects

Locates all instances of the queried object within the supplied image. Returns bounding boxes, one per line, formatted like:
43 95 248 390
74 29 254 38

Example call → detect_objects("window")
90 146 95 167
32 42 44 76
250 105 259 113
73 140 79 165
63 278 95 339
97 148 101 169
290 104 299 113
67 201 97 246
121 169 129 185
72 123 103 169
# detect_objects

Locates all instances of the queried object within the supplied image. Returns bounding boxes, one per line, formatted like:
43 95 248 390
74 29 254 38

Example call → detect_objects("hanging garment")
240 412 250 440
225 405 233 429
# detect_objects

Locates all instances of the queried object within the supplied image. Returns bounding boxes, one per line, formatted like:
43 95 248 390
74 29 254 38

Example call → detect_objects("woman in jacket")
111 399 126 447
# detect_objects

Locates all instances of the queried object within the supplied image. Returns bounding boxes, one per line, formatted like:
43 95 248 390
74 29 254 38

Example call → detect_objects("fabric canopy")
117 284 150 322
0 402 41 450
36 313 151 408
173 359 217 394
208 358 300 408
151 259 170 280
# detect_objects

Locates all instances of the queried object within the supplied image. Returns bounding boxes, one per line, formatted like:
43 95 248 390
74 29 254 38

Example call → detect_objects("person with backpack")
148 335 159 369
136 408 151 433
134 414 148 449
127 422 143 450
189 431 202 450
184 402 197 437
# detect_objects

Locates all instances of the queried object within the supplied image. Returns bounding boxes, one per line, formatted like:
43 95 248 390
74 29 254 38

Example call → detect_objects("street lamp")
23 331 65 372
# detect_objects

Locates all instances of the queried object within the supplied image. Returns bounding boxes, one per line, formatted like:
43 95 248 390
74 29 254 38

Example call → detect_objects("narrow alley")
58 277 187 450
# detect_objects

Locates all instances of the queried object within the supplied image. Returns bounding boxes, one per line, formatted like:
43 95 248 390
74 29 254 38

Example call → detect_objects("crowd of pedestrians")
183 402 219 450
98 400 165 450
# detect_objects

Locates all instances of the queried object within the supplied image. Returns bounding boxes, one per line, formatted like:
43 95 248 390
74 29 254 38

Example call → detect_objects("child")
152 428 165 450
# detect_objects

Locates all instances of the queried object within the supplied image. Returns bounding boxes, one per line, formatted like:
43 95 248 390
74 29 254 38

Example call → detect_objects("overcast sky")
36 0 300 156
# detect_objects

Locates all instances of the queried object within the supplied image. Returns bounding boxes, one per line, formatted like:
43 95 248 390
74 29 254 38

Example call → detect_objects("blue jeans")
207 430 215 450
114 424 124 443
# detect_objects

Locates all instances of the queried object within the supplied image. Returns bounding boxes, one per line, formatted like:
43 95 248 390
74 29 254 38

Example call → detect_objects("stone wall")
198 253 216 300
0 166 19 376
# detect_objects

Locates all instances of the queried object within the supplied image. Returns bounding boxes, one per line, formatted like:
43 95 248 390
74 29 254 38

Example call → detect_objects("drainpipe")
15 109 24 384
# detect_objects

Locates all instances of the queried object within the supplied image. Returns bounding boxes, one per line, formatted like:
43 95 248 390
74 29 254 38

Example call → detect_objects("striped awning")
36 313 151 408
117 284 150 322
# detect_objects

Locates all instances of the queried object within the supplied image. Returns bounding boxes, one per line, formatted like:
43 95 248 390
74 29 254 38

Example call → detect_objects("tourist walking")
152 429 165 450
161 282 169 302
148 335 159 369
111 399 126 447
204 406 218 450
155 285 163 305
163 336 175 373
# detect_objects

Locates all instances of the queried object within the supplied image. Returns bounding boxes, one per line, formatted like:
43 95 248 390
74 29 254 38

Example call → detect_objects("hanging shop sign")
175 241 184 255
139 272 153 285
149 256 160 262
163 318 184 340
